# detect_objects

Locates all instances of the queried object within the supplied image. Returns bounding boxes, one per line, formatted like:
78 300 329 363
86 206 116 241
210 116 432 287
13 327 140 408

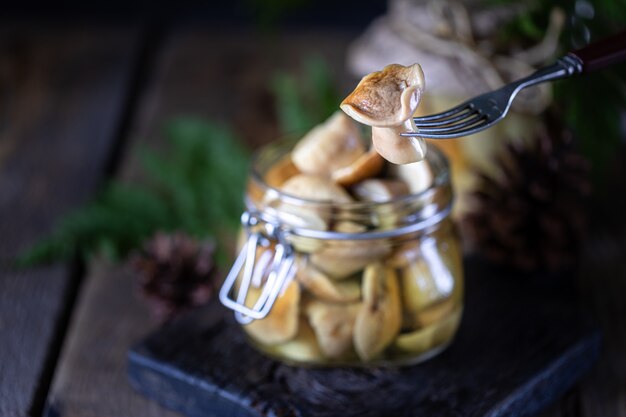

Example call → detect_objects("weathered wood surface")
0 25 139 417
45 28 358 417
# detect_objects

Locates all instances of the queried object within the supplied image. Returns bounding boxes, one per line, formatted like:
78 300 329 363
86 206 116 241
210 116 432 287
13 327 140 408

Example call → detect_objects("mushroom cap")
340 63 425 128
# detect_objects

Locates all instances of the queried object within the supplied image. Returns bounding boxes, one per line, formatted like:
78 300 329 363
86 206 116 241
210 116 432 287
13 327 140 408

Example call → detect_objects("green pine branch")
271 56 341 135
17 118 249 268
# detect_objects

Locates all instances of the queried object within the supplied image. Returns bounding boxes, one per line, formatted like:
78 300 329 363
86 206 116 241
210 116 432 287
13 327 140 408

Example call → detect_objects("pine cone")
131 232 217 322
463 115 591 272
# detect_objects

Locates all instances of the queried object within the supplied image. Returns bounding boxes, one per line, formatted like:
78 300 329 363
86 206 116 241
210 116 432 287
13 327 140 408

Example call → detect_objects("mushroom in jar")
264 153 300 189
310 239 390 280
291 111 365 177
332 148 385 186
295 256 361 303
353 263 402 361
265 174 353 232
243 279 300 345
391 238 457 329
351 179 410 203
271 318 324 362
395 307 462 353
306 300 361 359
279 174 353 203
351 178 412 229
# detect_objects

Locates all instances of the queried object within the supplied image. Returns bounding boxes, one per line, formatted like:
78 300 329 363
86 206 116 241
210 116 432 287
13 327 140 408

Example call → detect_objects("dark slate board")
128 258 601 417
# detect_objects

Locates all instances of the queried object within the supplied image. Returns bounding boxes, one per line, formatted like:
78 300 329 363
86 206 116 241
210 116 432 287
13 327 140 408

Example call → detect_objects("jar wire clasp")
219 211 296 324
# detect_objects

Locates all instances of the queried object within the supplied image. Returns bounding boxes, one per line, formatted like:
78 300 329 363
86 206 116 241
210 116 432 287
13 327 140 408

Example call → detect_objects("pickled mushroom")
267 174 352 231
244 279 300 345
389 160 433 194
279 174 353 203
341 63 427 165
271 318 323 362
395 307 462 353
291 111 365 176
400 256 452 312
264 153 300 188
414 298 456 328
310 239 390 280
334 221 367 233
352 179 410 203
295 257 361 303
353 263 402 361
331 148 385 186
264 199 328 231
306 300 361 359
386 241 422 269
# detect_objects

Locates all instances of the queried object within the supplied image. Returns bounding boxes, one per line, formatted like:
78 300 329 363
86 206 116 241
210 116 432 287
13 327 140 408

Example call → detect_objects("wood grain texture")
45 260 182 417
0 25 139 417
45 28 358 417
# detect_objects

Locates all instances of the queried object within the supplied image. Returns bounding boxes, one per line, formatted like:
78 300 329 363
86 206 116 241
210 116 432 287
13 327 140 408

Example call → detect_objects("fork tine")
416 114 486 134
415 108 478 127
413 102 472 122
413 118 492 139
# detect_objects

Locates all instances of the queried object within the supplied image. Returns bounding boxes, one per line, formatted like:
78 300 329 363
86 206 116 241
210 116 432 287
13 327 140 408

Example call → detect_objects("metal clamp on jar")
220 141 463 366
220 211 296 325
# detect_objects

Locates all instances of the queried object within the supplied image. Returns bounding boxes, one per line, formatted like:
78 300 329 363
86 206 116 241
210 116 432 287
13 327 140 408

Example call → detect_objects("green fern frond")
18 119 249 268
271 57 341 135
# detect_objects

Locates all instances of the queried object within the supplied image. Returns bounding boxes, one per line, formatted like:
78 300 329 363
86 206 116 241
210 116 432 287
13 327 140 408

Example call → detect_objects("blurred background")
7 0 625 270
3 0 386 27
1 1 625 416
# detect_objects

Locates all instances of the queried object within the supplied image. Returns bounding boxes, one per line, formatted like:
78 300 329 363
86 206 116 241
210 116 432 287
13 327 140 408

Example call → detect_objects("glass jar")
219 140 463 366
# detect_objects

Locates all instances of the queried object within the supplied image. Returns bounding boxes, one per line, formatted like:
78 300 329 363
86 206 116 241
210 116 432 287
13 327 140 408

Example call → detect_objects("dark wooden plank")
536 389 580 417
0 25 140 416
45 260 182 417
128 259 601 417
576 159 626 417
534 153 626 417
45 29 358 416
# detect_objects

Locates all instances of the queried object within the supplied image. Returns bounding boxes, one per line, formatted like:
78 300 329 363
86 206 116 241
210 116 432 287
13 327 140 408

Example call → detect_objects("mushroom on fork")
341 63 427 165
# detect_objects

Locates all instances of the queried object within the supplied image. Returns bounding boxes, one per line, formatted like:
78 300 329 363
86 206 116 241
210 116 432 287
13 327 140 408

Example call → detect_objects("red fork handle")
570 30 626 73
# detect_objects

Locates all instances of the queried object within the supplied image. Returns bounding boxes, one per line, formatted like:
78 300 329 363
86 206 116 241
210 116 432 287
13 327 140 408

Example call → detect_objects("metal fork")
402 30 626 139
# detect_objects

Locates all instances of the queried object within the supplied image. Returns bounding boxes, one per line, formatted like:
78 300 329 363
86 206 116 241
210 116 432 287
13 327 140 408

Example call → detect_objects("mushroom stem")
372 118 427 165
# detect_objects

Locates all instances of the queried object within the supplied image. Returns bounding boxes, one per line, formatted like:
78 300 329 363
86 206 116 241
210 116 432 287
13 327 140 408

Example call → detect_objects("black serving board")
128 258 601 417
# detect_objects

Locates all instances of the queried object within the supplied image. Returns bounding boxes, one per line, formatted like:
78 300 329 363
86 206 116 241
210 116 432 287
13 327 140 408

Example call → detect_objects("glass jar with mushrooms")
220 63 463 366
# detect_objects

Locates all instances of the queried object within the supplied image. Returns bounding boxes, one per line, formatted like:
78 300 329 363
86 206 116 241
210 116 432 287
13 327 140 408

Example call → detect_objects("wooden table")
1 23 624 417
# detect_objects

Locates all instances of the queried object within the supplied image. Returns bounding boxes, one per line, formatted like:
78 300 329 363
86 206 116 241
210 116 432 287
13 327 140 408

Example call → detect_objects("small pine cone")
131 232 217 322
463 115 591 272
